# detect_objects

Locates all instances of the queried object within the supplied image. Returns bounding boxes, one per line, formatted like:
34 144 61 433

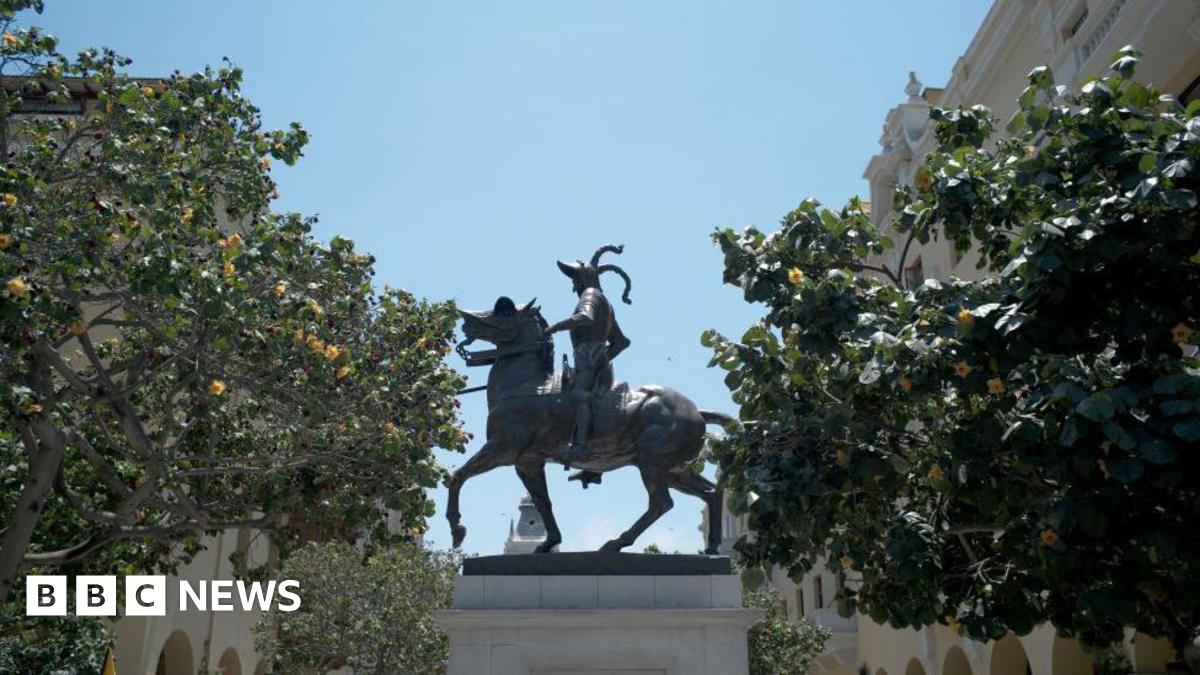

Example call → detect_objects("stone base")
437 608 761 675
436 556 762 675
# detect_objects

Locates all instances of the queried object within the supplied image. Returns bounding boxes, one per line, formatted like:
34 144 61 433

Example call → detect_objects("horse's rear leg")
600 466 672 552
515 462 562 553
446 441 512 549
668 469 723 555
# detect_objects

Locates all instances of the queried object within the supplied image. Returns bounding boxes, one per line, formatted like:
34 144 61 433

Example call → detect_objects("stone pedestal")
436 552 763 675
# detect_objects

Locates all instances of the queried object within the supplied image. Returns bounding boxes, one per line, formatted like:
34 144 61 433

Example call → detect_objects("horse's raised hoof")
533 540 560 553
451 524 467 548
599 539 626 552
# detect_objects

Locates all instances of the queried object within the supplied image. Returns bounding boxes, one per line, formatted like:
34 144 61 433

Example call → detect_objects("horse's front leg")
515 461 562 553
446 441 513 549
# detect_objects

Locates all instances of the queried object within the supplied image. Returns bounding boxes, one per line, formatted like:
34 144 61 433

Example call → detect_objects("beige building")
707 1 1200 674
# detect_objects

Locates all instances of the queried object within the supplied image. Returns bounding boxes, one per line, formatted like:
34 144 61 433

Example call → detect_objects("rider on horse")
546 244 633 466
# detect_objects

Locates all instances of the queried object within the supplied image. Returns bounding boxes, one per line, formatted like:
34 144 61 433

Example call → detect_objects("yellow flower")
141 85 155 97
839 555 853 569
273 143 285 153
336 365 351 379
928 464 945 481
987 378 1005 395
1171 322 1194 345
417 337 429 350
1039 528 1059 547
223 260 235 276
384 421 397 434
1024 144 1037 159
898 377 913 392
105 232 120 246
954 361 972 378
23 402 43 415
218 233 243 250
956 308 975 327
7 276 28 296
2 33 15 47
181 207 194 224
292 328 305 346
2 193 17 206
69 320 88 336
306 298 323 317
0 233 12 249
324 344 340 361
259 157 272 171
915 168 935 192
208 379 227 396
274 282 287 298
306 335 325 352
787 267 804 284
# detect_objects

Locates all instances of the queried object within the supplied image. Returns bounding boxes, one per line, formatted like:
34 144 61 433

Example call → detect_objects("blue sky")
38 1 992 555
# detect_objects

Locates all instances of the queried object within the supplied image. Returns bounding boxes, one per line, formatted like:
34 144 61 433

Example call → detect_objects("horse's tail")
700 410 735 427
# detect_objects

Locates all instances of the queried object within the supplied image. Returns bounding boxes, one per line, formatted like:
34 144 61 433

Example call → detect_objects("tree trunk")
0 424 66 606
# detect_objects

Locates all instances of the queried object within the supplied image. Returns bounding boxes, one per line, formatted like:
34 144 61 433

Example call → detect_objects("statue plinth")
436 554 762 675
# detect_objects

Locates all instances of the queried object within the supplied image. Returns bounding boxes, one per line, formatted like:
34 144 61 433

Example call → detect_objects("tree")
255 541 459 674
0 0 466 611
744 584 830 675
705 48 1200 669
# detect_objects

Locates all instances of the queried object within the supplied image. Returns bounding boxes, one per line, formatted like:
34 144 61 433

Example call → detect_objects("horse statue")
446 296 729 554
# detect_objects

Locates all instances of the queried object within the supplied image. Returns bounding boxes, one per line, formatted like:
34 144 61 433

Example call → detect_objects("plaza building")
705 1 1200 674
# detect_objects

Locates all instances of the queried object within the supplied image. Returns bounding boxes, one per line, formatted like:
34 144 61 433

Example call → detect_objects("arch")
216 647 242 675
876 668 889 675
990 635 1031 675
154 630 193 675
905 658 928 675
1130 632 1174 674
1051 637 1093 675
943 645 973 675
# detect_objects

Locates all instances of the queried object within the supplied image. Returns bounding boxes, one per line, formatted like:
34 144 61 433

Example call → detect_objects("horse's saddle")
530 360 635 414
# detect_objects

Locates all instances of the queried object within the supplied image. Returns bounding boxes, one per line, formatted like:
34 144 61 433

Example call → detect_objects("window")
904 257 924 289
795 588 805 618
813 575 825 610
1065 6 1089 40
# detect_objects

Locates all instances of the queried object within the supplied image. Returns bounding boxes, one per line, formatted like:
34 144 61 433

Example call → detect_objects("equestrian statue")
446 244 729 554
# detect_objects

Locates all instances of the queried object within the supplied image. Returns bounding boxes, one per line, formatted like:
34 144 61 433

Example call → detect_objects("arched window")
990 635 1031 675
943 645 973 675
154 631 193 675
216 647 242 675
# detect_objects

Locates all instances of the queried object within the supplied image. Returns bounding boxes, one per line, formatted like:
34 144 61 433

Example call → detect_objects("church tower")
503 493 556 554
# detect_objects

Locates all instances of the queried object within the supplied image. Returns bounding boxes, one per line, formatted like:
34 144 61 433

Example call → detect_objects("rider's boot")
563 402 592 464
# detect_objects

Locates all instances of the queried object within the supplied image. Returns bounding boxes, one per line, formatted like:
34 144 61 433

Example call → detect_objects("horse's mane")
526 306 555 375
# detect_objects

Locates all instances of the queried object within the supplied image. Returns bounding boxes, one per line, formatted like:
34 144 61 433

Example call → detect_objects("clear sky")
36 1 992 555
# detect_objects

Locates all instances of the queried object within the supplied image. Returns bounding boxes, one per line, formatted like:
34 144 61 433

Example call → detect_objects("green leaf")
1173 419 1200 442
1076 393 1116 421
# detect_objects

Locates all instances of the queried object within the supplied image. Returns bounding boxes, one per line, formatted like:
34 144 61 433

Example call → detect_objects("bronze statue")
446 244 728 554
547 244 631 464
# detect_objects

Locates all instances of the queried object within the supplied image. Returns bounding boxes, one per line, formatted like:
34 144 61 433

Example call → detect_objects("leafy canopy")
706 48 1200 655
0 0 465 622
255 541 459 675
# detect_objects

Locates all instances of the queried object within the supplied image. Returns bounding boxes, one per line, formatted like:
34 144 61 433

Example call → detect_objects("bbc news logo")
26 576 301 616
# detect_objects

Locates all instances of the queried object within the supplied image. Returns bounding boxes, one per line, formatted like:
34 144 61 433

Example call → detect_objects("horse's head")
456 296 547 367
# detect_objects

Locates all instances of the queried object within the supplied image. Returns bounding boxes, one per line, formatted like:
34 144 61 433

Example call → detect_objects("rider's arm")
548 295 598 334
606 318 631 360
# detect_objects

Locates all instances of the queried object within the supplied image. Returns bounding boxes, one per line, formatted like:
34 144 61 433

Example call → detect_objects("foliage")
706 47 1200 659
744 585 830 675
0 613 110 674
0 0 465 617
255 541 459 675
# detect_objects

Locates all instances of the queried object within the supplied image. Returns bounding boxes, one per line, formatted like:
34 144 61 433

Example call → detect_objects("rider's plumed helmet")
556 244 633 304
